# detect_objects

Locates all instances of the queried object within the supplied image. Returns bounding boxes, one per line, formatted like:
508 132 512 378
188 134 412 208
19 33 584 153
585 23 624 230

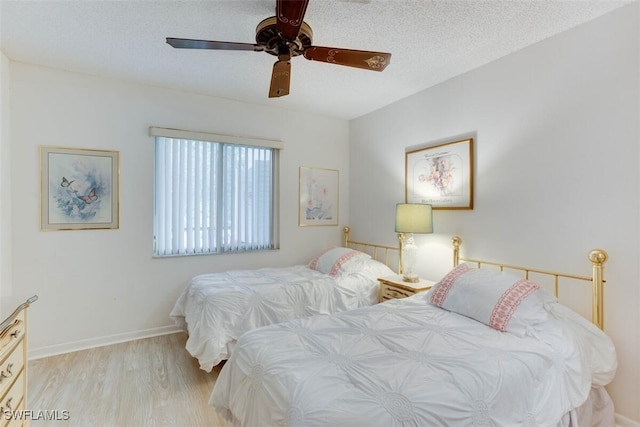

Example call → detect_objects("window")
151 127 281 257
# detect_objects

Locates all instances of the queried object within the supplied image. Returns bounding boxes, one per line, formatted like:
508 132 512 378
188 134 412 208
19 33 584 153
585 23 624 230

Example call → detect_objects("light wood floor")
28 333 231 426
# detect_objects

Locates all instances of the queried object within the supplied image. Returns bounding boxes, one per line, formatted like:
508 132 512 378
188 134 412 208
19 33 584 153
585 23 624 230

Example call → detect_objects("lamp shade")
395 203 433 234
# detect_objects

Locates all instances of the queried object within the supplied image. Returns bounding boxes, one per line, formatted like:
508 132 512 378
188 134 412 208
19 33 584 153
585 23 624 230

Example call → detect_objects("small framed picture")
299 166 339 226
405 138 474 210
40 146 120 230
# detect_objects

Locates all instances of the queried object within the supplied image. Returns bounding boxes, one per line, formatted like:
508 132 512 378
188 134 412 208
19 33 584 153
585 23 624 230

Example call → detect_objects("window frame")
150 127 281 257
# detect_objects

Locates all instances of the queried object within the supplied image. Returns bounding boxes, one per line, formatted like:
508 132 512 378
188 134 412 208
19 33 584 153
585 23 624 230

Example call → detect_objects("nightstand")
377 274 435 303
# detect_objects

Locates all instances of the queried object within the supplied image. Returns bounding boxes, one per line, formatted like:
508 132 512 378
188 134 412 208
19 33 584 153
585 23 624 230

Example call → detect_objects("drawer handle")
0 321 19 341
0 363 14 382
1 396 13 413
387 290 405 297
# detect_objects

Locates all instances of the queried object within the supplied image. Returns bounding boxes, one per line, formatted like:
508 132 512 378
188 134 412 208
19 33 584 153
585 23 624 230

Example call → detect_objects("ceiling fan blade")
269 55 292 98
276 0 309 40
166 37 263 51
303 46 391 71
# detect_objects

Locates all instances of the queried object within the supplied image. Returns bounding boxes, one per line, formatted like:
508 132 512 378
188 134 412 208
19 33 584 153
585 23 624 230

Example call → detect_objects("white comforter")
210 292 617 427
170 265 384 372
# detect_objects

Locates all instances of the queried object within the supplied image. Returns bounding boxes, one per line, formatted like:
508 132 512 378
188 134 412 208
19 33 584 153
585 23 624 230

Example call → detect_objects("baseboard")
28 325 183 360
617 413 640 427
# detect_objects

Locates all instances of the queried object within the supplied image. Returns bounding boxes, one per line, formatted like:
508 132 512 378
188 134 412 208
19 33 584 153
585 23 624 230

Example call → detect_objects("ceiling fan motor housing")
256 16 313 56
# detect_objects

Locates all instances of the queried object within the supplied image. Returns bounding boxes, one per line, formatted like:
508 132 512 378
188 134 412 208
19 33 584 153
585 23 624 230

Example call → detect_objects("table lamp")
395 203 433 282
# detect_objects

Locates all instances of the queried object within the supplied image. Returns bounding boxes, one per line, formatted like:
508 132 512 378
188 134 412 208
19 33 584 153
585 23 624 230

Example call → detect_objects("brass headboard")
451 236 608 330
343 227 403 274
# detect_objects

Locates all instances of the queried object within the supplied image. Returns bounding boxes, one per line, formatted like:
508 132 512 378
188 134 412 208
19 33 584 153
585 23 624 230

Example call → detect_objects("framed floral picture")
405 138 474 210
299 166 339 226
40 146 120 230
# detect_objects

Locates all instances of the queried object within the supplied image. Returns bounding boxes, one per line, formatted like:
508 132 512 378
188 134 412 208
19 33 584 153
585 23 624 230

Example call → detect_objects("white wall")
6 63 350 355
0 50 11 301
350 4 640 423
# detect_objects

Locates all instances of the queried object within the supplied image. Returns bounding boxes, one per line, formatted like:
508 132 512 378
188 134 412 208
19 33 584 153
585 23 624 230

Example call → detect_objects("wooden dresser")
0 296 37 427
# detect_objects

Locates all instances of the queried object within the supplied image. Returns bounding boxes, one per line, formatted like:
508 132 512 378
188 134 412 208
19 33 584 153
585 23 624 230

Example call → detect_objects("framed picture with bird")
40 146 119 230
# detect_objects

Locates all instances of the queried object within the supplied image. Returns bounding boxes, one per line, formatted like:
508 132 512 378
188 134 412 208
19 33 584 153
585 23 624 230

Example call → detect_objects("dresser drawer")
0 313 24 361
0 341 24 402
0 297 35 427
380 284 414 301
0 370 24 427
4 399 24 427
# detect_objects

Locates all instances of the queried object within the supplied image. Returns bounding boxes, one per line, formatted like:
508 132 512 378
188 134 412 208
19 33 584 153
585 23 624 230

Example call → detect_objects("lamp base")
402 274 420 283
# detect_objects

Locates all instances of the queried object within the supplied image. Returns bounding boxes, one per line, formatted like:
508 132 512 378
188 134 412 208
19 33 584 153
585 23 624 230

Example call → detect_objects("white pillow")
355 258 396 279
428 263 551 336
308 247 371 276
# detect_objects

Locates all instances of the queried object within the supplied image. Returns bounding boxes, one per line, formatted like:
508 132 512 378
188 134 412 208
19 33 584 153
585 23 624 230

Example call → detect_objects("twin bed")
170 227 400 372
171 230 617 426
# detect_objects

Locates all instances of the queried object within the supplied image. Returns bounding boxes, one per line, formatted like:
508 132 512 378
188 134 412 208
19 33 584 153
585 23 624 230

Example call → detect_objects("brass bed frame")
343 227 402 274
343 228 608 329
451 236 608 330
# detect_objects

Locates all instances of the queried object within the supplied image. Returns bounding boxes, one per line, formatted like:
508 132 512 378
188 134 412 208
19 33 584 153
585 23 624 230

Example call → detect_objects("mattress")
171 260 393 371
210 291 617 426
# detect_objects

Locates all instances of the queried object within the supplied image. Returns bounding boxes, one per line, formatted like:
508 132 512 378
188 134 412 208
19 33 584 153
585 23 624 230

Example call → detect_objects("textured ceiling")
0 0 632 120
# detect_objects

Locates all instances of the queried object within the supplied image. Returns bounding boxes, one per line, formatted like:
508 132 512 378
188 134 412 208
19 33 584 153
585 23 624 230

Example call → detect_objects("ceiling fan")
166 0 391 98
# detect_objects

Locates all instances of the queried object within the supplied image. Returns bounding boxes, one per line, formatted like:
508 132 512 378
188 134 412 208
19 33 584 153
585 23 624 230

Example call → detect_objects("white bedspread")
210 292 617 426
170 265 382 372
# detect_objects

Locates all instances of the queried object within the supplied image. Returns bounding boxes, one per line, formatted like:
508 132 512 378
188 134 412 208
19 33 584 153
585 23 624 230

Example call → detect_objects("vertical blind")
152 129 280 257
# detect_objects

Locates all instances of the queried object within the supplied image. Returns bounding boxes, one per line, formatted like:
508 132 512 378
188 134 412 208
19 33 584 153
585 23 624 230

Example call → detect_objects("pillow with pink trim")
309 247 371 276
427 263 554 336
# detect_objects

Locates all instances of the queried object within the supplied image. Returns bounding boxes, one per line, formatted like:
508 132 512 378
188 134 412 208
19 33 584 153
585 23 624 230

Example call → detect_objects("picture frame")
40 146 120 230
299 166 339 226
405 138 474 210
